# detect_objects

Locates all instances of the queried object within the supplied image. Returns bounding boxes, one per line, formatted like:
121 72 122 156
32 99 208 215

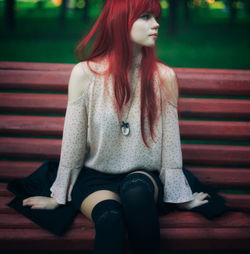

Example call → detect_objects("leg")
119 171 161 254
80 190 126 254
127 171 159 203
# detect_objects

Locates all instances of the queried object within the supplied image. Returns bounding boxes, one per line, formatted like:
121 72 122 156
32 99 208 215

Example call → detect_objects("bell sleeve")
159 68 194 203
49 94 88 205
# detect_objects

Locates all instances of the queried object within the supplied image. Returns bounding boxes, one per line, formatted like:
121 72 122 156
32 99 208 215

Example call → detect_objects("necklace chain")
121 72 139 136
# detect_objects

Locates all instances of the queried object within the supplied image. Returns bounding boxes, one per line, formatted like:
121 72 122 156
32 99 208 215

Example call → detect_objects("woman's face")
130 13 160 48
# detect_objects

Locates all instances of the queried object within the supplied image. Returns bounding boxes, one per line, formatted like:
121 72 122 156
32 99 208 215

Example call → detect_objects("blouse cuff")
159 167 194 203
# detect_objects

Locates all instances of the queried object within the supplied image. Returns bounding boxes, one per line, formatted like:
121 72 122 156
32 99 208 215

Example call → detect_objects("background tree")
168 0 178 35
83 0 90 21
4 0 16 30
60 0 68 26
224 0 238 25
183 0 191 25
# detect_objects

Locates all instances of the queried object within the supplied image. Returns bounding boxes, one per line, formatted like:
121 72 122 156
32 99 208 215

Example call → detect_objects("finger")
197 192 207 197
202 193 210 199
23 198 30 204
31 205 41 210
23 200 32 206
201 200 209 205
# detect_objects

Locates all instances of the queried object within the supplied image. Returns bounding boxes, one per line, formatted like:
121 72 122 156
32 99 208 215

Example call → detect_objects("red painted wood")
182 144 250 166
179 98 250 120
1 138 249 166
0 61 73 71
1 93 249 119
1 210 250 230
186 167 250 189
0 70 70 91
0 93 67 114
160 228 250 250
175 69 250 96
0 115 64 136
1 62 250 97
1 115 249 142
0 162 44 181
180 120 250 141
0 228 250 250
0 137 61 160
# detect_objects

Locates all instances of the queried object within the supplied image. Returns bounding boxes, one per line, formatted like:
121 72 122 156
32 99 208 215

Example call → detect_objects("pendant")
121 121 130 136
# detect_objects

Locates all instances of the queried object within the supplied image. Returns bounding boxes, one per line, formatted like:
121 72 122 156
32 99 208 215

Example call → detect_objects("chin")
144 43 156 48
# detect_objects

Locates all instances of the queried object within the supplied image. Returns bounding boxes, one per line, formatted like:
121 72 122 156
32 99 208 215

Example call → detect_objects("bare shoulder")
157 62 179 107
68 61 93 102
157 62 176 81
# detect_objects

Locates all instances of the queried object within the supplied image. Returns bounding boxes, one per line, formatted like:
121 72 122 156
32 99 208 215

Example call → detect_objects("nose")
152 17 160 29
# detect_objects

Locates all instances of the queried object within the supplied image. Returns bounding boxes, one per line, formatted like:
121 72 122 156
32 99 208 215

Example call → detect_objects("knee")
91 199 125 228
119 173 155 207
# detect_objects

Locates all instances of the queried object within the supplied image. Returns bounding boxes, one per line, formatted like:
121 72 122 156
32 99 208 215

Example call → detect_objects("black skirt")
6 159 172 237
6 160 230 237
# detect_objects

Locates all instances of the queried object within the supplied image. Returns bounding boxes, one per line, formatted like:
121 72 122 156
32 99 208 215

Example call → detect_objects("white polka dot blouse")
50 56 194 205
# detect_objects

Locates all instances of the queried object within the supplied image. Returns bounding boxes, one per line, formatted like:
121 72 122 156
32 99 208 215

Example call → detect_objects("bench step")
1 93 250 119
0 228 250 250
1 115 249 141
1 209 250 229
1 185 250 212
1 138 249 166
1 62 250 97
1 163 250 189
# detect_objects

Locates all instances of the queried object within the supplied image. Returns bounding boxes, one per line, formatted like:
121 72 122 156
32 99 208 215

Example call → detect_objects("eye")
139 14 151 20
155 16 160 22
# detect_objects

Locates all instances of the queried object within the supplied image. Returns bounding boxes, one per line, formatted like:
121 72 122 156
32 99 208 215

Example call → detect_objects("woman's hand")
22 196 60 210
177 192 211 210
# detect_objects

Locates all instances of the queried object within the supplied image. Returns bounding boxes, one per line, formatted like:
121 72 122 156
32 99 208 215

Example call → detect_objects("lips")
150 33 158 36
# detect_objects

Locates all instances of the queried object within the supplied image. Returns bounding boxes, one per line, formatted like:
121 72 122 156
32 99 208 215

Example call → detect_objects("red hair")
75 0 166 148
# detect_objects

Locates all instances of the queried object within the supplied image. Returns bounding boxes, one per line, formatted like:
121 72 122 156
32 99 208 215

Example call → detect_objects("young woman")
10 0 214 253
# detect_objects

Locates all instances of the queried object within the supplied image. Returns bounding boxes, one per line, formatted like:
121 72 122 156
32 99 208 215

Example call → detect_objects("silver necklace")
121 79 138 136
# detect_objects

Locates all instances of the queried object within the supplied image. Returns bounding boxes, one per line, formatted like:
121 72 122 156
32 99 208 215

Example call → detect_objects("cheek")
130 23 148 43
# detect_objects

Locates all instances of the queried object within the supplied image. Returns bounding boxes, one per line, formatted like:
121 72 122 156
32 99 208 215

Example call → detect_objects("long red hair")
75 0 166 148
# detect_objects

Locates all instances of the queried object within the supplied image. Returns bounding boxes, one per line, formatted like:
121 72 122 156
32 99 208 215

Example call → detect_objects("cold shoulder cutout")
157 63 179 108
68 62 94 103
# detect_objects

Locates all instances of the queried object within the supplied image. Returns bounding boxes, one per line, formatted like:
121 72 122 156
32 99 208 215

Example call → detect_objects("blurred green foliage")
0 0 249 69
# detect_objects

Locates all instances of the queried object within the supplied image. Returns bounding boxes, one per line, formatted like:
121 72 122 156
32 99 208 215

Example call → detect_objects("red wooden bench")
0 61 250 251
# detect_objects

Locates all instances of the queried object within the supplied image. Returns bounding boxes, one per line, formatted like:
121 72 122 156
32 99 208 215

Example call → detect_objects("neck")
131 43 142 70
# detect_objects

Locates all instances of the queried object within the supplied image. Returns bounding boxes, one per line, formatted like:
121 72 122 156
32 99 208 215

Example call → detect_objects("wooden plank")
0 93 67 114
0 137 61 160
1 93 250 119
1 163 250 189
179 98 250 120
182 144 250 166
1 210 250 229
0 228 250 250
1 190 250 212
180 120 250 141
0 115 64 136
1 116 249 142
0 61 74 71
1 138 249 166
1 62 250 97
0 162 44 181
0 70 70 91
186 167 250 189
176 69 250 96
